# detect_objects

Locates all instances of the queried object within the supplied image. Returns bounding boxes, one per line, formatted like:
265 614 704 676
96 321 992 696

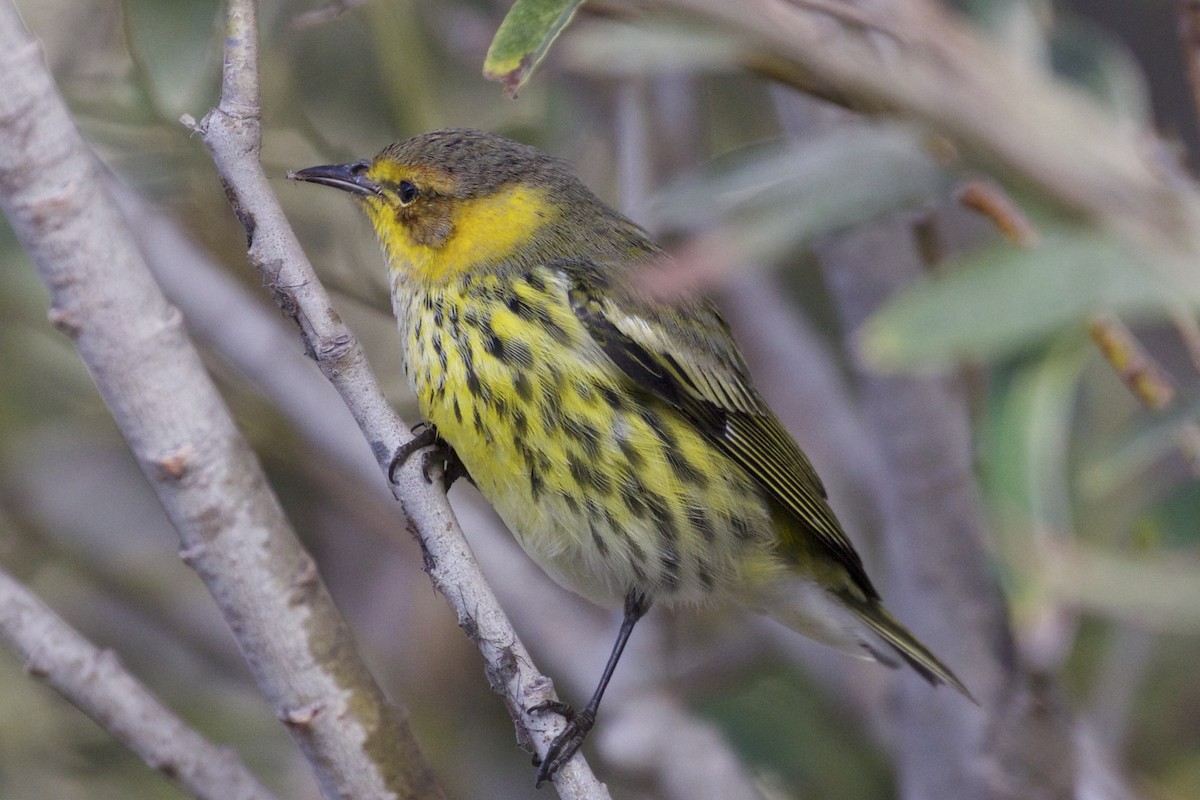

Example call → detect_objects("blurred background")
1 0 1198 798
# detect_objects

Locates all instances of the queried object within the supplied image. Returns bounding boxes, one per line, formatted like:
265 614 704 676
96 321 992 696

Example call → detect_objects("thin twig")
1087 314 1176 412
955 179 1040 247
0 3 445 799
189 1 610 795
0 566 280 800
1086 312 1200 472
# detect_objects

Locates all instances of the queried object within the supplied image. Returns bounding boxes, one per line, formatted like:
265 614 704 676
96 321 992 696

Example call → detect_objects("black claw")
530 701 596 786
387 424 472 488
388 424 438 483
529 699 573 718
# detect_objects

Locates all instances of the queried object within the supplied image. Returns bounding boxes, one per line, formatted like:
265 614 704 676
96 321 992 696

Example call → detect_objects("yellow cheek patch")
370 183 556 284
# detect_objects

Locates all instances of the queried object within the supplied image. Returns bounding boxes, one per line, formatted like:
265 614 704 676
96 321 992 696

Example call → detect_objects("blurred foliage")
1 0 1199 798
696 664 890 799
860 228 1174 370
647 123 960 268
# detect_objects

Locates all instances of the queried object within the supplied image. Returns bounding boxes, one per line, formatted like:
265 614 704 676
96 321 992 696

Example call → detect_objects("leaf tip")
483 53 533 99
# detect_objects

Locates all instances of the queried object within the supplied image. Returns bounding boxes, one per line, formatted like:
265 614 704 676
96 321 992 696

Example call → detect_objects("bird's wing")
565 270 874 594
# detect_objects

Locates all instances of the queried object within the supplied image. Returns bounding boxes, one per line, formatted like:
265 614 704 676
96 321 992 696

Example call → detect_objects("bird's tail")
757 579 976 703
837 590 976 702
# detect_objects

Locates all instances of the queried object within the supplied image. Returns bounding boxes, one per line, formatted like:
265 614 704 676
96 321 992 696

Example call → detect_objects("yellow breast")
394 269 778 607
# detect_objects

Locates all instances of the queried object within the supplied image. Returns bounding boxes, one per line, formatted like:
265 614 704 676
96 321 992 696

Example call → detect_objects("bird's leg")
529 590 650 786
388 423 472 488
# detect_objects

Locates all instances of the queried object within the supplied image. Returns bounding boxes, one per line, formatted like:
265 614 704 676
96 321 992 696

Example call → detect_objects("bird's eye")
397 180 420 205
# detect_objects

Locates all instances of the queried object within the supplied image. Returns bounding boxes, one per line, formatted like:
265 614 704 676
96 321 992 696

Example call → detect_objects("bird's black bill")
288 161 380 197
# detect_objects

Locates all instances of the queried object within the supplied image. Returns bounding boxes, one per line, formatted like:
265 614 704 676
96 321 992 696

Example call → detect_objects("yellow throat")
364 177 555 284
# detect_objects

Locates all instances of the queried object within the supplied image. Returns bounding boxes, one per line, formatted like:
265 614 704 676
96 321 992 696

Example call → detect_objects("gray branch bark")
0 3 444 799
0 565 280 800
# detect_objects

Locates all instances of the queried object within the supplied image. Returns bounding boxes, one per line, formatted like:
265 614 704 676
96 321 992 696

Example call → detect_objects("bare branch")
189 1 609 795
0 565 280 800
0 3 444 799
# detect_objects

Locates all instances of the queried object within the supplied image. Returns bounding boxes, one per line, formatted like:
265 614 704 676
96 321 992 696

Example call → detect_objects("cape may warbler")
292 129 971 783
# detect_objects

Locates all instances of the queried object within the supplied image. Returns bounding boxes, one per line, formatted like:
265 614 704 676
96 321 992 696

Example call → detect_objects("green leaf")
982 337 1090 527
484 0 584 97
860 231 1180 370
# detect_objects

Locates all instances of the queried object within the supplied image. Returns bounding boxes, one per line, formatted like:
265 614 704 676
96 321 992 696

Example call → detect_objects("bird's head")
290 129 568 283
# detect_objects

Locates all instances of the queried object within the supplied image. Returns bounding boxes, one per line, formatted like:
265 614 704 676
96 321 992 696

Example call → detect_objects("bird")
290 128 972 784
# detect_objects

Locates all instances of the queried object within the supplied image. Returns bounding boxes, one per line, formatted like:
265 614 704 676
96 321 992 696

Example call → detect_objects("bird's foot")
529 700 596 787
388 424 472 488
